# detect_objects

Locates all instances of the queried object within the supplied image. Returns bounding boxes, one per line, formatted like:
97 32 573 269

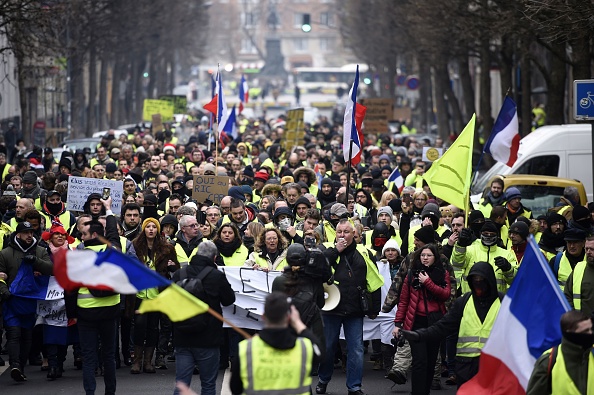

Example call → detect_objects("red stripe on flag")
350 104 367 165
506 133 521 167
204 95 218 115
53 249 85 292
457 353 525 395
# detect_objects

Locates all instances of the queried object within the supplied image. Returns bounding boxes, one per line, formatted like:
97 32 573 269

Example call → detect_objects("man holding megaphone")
316 219 384 395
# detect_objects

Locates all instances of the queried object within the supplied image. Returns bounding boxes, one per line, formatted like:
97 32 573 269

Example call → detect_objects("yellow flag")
423 114 476 210
137 283 209 322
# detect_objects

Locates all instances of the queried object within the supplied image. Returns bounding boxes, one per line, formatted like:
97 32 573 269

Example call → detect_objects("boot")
143 347 156 373
130 346 143 374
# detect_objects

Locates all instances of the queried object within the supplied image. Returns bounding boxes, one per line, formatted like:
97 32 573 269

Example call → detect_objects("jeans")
78 319 117 395
5 326 32 371
174 347 219 395
318 315 364 392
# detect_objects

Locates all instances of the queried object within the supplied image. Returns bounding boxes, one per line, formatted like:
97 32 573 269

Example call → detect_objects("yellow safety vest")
0 222 13 250
571 261 589 310
321 221 336 244
119 236 128 253
77 244 120 308
136 257 158 300
239 335 313 395
175 241 198 266
549 344 594 395
322 242 384 293
40 210 72 231
222 244 250 267
456 296 500 357
556 253 576 291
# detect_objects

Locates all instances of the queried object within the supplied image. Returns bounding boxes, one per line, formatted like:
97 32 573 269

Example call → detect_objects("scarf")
22 184 40 199
214 237 242 257
485 191 505 207
14 235 37 253
49 242 68 255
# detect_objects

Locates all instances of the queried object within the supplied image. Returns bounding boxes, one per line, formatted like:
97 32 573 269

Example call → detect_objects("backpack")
174 266 214 334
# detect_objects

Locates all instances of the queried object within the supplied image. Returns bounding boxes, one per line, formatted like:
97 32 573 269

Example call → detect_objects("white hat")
382 239 401 256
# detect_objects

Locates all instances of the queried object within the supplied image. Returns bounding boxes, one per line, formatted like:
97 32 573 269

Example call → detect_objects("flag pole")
207 307 252 339
345 139 354 204
214 121 219 164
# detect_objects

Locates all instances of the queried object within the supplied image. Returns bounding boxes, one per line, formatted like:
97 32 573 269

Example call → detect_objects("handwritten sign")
192 175 229 205
142 99 174 122
360 98 393 134
45 277 64 300
37 299 68 327
283 108 305 152
159 95 188 114
67 176 124 215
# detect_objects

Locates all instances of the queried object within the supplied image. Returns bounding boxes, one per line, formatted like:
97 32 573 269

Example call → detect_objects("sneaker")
155 355 168 370
348 391 366 395
431 379 442 390
446 375 457 385
11 367 26 382
386 369 406 385
315 381 327 394
372 359 383 371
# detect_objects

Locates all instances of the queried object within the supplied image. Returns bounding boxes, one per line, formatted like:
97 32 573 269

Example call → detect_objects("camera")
302 244 330 281
391 333 406 348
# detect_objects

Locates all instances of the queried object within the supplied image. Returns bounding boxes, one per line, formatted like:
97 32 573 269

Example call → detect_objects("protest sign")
360 98 393 134
67 176 124 215
283 108 305 152
422 147 443 162
142 99 174 121
192 175 229 205
152 114 163 133
158 95 188 114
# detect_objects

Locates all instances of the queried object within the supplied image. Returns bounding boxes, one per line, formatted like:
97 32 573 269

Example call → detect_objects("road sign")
406 75 420 90
574 79 594 120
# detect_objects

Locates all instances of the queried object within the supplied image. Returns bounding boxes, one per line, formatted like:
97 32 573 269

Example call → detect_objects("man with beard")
474 179 505 217
0 222 53 382
539 213 567 261
549 228 586 292
317 178 336 209
217 198 257 238
40 190 76 231
21 171 40 201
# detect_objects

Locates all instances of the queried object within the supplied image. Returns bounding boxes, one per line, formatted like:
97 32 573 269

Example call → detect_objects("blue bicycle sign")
574 80 594 120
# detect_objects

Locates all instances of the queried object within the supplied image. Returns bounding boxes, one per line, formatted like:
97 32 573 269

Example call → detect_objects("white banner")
36 299 68 327
67 176 124 215
219 266 397 343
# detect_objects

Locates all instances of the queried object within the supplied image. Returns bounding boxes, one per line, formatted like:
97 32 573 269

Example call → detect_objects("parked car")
471 174 588 218
62 138 101 153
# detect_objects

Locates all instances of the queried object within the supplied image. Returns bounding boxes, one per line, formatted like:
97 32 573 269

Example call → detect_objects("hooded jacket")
83 193 107 219
317 178 336 208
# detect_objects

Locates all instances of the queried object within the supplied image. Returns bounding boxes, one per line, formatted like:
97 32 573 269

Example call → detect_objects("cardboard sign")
283 108 305 152
142 99 174 122
192 175 229 205
67 176 124 215
159 95 188 114
422 147 443 162
152 114 163 133
360 98 393 134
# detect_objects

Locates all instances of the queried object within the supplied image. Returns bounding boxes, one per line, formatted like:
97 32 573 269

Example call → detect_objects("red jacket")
395 269 451 331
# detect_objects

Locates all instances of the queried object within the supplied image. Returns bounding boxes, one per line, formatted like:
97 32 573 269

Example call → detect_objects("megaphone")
322 283 341 311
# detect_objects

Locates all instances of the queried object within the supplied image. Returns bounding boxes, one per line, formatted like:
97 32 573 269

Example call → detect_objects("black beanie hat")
509 221 529 240
414 225 435 245
480 220 499 234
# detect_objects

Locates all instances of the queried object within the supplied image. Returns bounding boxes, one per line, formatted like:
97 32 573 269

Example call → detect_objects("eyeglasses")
207 213 220 217
347 200 355 204
183 223 199 228
420 253 434 258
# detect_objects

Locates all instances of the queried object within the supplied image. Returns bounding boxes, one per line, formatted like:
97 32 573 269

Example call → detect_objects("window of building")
320 12 334 27
241 12 257 28
240 39 258 54
293 38 309 52
320 37 333 51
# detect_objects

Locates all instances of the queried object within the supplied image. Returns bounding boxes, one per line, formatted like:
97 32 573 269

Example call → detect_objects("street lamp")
301 14 311 33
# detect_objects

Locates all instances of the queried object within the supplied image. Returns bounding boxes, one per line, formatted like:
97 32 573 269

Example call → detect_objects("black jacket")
323 242 381 317
173 230 203 259
171 255 235 348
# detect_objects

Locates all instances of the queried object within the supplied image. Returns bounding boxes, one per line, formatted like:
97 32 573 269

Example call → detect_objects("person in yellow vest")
549 228 586 291
404 159 425 188
0 221 53 382
245 228 288 271
316 219 384 395
40 190 76 232
213 223 249 266
490 206 510 249
314 203 348 244
9 197 33 230
171 215 204 267
564 235 594 315
293 166 319 196
531 103 546 131
130 218 178 374
399 261 502 388
229 292 323 395
474 179 505 218
526 310 594 394
503 187 533 224
538 213 567 261
509 221 530 265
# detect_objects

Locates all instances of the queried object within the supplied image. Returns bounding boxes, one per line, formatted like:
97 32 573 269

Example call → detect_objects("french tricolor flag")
388 167 404 192
343 65 367 166
53 249 171 294
220 105 238 148
458 236 570 395
239 74 248 115
203 70 230 130
484 96 520 167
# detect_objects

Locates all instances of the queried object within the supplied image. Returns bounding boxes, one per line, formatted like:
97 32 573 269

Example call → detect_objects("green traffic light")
363 77 371 85
302 13 311 33
302 24 312 33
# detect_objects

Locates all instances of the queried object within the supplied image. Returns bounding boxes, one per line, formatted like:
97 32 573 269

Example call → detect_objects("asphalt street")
0 350 458 394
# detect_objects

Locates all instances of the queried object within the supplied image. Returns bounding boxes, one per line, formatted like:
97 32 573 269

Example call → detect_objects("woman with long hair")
131 218 179 374
379 191 398 208
245 228 288 271
258 195 276 211
393 244 450 395
243 222 264 253
213 223 249 266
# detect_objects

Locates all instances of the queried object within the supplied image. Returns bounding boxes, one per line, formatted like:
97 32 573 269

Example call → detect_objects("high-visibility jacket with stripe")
570 261 590 310
556 252 577 291
239 335 313 395
543 344 594 395
456 296 500 357
77 244 120 308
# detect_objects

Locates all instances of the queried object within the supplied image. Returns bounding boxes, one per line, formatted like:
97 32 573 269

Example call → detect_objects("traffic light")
301 13 311 33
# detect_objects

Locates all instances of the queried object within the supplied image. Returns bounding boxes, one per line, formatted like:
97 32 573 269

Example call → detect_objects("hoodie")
292 196 311 221
317 178 335 208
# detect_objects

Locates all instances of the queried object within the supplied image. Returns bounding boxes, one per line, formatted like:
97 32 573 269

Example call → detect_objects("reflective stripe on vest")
557 253 573 291
456 296 500 357
551 344 594 395
571 261 587 311
239 336 312 395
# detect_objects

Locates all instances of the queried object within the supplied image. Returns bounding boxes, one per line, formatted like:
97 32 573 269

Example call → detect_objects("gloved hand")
457 228 473 247
494 256 512 272
0 291 11 302
401 330 421 343
23 254 36 264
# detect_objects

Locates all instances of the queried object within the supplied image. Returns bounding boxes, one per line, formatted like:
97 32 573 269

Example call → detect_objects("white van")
472 124 593 201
